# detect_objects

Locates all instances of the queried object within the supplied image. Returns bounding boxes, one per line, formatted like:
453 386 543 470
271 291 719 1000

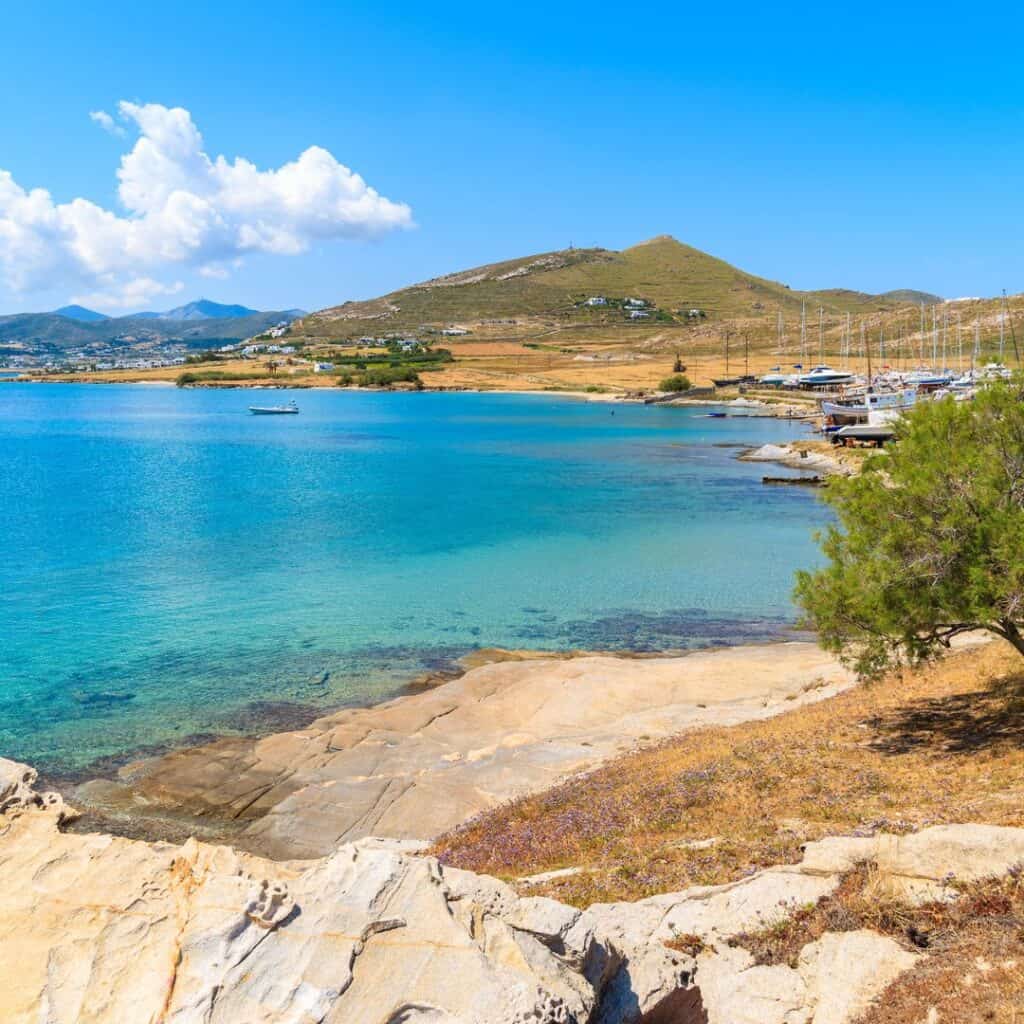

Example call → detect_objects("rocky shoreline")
5 752 1023 1022
70 641 854 858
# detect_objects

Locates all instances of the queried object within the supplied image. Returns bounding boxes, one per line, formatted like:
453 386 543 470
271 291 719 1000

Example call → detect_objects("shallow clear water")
0 384 828 772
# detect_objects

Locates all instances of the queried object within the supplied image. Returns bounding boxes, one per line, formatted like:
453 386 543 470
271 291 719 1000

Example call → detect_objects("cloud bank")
0 101 413 307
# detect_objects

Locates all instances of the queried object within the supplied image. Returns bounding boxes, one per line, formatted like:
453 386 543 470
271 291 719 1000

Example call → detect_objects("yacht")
797 365 857 388
904 368 954 389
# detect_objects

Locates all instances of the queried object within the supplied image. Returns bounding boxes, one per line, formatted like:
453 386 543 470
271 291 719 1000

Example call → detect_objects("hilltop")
21 237 1022 393
53 304 109 322
302 235 941 341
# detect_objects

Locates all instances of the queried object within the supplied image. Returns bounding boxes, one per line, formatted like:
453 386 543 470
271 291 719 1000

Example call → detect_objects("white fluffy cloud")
89 109 125 137
0 101 413 306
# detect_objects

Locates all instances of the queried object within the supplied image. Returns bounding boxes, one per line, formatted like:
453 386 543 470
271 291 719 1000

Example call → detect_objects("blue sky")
2 1 1023 314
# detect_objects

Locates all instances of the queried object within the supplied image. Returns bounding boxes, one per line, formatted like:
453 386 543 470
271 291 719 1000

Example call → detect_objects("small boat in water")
249 400 299 415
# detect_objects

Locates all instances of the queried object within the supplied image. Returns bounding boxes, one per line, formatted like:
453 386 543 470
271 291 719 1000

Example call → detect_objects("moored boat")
249 400 299 415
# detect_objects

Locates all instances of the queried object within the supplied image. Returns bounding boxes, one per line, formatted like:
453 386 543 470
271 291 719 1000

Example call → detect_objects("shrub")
175 371 268 387
659 374 692 392
357 365 423 388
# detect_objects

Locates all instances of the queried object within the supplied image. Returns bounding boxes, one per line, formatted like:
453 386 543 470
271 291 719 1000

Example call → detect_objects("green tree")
795 377 1024 678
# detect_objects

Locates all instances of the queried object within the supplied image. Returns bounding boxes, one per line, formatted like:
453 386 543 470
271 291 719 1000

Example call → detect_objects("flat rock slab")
75 642 853 859
75 643 851 860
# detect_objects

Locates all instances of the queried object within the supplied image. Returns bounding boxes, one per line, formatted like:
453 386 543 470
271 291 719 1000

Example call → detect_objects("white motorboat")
249 400 299 415
904 368 954 389
797 364 857 387
759 368 794 386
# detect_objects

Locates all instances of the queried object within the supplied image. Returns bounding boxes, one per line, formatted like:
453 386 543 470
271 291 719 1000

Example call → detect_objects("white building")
314 362 335 373
584 296 607 306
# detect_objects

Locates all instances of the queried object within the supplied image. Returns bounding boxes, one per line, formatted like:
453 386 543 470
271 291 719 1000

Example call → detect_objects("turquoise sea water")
0 384 828 773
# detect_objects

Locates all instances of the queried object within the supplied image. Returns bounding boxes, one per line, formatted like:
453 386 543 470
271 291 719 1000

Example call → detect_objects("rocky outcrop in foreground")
75 643 853 858
4 756 1024 1023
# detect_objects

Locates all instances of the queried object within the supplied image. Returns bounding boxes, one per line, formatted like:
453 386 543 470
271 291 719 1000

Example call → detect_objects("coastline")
70 639 854 860
3 375 823 422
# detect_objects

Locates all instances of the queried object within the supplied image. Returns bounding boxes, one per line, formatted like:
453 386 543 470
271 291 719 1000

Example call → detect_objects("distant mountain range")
1 300 307 356
302 235 942 341
53 304 111 322
128 300 268 322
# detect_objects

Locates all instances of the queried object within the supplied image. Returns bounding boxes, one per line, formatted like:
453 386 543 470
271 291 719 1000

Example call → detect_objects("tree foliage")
795 376 1024 678
659 374 692 393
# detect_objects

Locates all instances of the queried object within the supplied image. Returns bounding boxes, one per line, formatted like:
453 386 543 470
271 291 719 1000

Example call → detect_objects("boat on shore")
904 368 954 390
821 388 917 425
249 400 299 415
797 365 858 388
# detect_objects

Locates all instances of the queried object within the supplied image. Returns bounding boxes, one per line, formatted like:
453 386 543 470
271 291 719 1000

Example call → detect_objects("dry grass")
432 641 1024 907
731 864 1023 965
858 914 1024 1023
727 864 1024 1023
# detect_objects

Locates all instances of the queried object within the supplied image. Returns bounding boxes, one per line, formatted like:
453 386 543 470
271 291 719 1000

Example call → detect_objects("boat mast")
800 301 807 364
919 302 926 365
1000 291 1006 361
1007 291 1022 366
942 308 948 370
866 320 873 387
818 305 824 363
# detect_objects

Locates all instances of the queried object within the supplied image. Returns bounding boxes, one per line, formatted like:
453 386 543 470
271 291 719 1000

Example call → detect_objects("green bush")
659 374 692 392
175 371 269 387
357 365 422 388
184 350 222 365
